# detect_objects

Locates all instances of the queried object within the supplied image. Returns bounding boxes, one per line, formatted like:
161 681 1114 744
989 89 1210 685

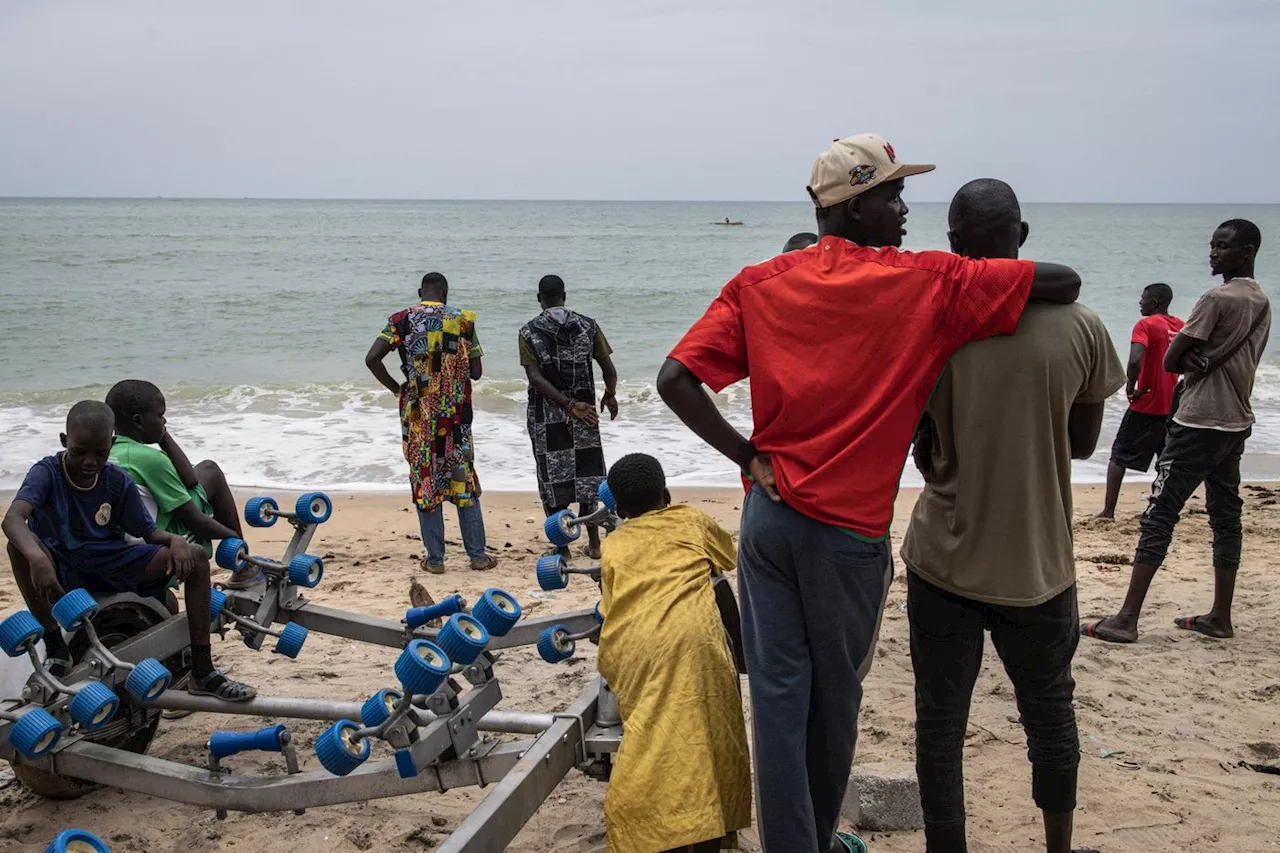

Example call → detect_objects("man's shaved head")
947 179 1028 261
66 400 114 440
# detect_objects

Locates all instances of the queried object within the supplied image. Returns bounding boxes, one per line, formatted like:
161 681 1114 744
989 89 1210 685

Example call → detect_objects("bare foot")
1093 510 1115 520
1173 614 1233 639
1080 616 1138 643
580 544 602 561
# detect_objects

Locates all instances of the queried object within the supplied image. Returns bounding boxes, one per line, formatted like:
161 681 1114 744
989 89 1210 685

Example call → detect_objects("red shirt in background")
668 236 1034 540
1130 314 1185 416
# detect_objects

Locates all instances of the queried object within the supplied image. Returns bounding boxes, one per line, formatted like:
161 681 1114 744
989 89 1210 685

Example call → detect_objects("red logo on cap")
884 143 896 163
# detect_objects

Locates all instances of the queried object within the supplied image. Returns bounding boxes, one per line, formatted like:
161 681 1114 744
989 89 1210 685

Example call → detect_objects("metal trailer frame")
0 502 623 853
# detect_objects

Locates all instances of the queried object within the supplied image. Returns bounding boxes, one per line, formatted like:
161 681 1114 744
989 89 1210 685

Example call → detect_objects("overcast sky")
1 0 1276 202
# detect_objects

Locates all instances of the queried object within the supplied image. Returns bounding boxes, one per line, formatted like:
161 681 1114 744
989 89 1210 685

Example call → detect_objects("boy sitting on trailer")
1 401 256 701
596 453 750 853
105 379 262 589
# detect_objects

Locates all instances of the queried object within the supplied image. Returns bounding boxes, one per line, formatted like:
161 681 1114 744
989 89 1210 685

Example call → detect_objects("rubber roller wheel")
360 688 403 728
295 492 333 525
543 509 580 547
274 622 308 659
51 589 99 633
124 657 172 703
67 682 119 731
598 480 617 513
536 625 575 663
471 588 522 638
593 600 604 625
315 719 369 776
0 610 44 657
394 640 452 696
45 828 111 853
288 554 324 588
8 707 63 759
209 587 228 622
215 538 249 572
244 496 279 528
435 613 489 667
535 554 569 591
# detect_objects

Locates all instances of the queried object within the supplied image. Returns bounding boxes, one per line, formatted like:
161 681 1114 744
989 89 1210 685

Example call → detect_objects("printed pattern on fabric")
380 302 483 512
519 308 606 512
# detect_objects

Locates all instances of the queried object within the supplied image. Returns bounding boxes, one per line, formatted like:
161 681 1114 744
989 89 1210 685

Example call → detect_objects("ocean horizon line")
1 196 1275 206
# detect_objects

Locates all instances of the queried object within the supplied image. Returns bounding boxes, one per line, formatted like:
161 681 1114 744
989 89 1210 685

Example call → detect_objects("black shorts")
1110 409 1169 472
49 540 168 599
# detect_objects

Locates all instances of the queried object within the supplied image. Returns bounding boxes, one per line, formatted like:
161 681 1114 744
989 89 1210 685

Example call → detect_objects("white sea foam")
11 377 1276 495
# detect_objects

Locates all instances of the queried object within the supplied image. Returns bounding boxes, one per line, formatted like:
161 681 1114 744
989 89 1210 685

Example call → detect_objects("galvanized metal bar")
40 737 531 812
434 682 600 853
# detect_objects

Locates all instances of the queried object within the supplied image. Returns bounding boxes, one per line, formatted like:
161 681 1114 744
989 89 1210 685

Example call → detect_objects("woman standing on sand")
365 272 498 573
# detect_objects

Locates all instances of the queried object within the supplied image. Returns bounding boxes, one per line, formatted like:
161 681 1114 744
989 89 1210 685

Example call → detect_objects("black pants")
908 572 1080 852
1135 422 1250 571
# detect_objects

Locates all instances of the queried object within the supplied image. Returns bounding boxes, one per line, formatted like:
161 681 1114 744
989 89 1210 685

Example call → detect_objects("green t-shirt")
109 436 214 556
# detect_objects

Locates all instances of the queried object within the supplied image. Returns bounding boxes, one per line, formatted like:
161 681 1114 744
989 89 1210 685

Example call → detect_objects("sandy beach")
3 482 1280 853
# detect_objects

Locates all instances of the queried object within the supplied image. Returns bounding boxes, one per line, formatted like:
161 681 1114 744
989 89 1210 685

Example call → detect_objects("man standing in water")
1084 219 1269 643
366 272 497 573
658 133 1082 853
904 179 1123 853
1095 284 1184 519
519 274 618 559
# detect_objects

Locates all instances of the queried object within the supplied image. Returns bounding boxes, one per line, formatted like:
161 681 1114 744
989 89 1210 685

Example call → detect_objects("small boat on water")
714 218 744 226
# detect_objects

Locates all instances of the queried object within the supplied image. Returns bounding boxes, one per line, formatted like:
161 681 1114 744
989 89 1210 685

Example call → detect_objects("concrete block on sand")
841 762 923 832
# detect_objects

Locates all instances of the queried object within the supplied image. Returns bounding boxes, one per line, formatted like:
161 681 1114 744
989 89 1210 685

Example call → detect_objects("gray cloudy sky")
1 0 1276 202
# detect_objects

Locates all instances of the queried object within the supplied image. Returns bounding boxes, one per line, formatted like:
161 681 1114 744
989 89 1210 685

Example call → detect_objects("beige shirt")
901 302 1125 606
1173 278 1270 432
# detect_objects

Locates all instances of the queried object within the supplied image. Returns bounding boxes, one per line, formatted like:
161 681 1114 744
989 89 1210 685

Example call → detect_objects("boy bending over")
105 380 260 589
2 401 255 701
597 453 750 853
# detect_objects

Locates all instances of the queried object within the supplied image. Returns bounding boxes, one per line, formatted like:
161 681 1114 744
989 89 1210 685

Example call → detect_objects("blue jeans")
417 500 487 565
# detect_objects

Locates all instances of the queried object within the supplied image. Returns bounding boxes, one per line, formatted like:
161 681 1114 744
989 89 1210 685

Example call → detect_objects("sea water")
2 198 1278 493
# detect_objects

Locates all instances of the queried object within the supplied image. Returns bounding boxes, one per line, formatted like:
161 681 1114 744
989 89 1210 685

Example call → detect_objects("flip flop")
225 571 267 590
1173 615 1233 639
835 831 868 852
1080 619 1136 644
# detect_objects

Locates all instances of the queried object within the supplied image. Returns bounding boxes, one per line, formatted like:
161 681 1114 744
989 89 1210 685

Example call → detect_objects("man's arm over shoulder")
1068 306 1125 459
1028 263 1081 304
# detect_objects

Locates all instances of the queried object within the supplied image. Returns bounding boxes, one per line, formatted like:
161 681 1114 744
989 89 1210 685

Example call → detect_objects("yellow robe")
598 504 752 853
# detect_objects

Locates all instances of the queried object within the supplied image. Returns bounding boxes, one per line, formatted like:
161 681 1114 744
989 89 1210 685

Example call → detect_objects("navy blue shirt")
14 454 156 551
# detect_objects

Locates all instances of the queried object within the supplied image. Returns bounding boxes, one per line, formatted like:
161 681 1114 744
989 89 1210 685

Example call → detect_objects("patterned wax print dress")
380 301 483 511
518 307 607 513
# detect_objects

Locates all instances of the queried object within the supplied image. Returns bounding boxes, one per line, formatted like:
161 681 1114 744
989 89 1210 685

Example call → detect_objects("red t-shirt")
669 236 1035 540
1130 314 1186 416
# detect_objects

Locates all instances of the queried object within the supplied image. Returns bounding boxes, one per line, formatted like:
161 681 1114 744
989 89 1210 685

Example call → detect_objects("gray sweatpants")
738 486 893 853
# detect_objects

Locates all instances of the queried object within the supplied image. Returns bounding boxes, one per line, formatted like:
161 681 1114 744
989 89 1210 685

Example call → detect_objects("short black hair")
105 380 163 425
783 232 818 253
66 400 114 439
1218 218 1262 250
420 272 448 297
606 453 666 518
948 178 1021 233
1144 282 1174 307
538 275 566 298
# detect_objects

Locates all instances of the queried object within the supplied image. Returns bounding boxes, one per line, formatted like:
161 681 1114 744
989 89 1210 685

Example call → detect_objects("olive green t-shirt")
1173 278 1270 432
109 436 214 557
901 303 1125 606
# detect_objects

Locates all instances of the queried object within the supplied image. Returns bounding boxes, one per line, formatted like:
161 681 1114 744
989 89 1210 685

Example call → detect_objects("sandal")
835 831 868 852
226 570 267 590
188 669 257 702
470 555 498 571
420 557 446 576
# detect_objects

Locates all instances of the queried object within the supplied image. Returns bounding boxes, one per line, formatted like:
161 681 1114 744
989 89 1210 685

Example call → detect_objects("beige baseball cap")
807 133 935 208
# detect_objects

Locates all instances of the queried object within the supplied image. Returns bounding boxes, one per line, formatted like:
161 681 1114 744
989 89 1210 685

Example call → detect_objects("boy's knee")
192 551 211 581
196 459 225 480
